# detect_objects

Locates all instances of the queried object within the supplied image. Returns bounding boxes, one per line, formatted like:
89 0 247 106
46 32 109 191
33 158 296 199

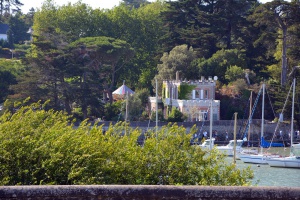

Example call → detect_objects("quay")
93 120 300 147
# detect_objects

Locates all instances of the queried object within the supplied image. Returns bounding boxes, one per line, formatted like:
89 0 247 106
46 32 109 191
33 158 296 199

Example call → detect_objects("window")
204 90 208 99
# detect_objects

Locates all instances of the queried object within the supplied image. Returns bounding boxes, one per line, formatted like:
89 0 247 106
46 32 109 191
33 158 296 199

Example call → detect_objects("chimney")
176 71 180 81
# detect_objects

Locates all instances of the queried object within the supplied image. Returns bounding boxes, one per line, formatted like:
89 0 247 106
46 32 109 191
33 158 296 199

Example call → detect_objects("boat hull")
266 156 300 168
239 154 280 164
239 154 268 164
217 147 242 156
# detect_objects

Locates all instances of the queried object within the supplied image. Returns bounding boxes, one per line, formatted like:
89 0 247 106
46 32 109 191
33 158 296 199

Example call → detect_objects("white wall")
0 34 7 40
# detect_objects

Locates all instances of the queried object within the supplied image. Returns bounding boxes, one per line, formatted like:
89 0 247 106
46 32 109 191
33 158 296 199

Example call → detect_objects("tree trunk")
226 20 232 49
281 26 288 86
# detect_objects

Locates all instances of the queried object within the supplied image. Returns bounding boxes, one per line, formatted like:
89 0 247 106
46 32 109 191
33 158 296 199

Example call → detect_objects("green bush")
0 101 253 185
104 100 123 121
150 110 165 122
167 108 186 122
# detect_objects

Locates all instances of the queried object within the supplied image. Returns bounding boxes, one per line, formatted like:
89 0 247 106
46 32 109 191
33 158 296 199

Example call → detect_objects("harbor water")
227 147 300 187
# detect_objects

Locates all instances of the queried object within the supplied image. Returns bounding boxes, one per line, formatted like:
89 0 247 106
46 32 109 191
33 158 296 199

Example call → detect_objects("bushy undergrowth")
0 102 253 185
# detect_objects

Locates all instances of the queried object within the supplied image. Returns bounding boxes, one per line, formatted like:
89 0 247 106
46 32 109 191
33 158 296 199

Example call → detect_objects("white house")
149 74 220 121
0 24 9 41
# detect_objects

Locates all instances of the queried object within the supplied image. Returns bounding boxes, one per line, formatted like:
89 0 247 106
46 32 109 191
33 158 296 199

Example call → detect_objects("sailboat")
266 78 300 168
239 83 280 164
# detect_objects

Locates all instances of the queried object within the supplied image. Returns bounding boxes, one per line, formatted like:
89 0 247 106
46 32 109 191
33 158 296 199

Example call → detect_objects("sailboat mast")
209 99 213 150
260 83 265 154
248 91 253 144
291 78 296 153
233 112 238 164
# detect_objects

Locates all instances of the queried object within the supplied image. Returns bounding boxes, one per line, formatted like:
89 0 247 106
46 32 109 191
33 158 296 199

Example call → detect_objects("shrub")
0 101 253 185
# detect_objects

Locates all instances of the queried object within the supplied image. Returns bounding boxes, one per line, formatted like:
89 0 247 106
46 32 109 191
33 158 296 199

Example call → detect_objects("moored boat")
199 138 244 156
266 79 300 168
239 83 279 164
216 139 244 156
199 138 215 150
266 143 300 168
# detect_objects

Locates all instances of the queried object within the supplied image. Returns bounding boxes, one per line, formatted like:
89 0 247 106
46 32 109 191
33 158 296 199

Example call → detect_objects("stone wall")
95 120 289 132
0 185 299 200
95 120 292 140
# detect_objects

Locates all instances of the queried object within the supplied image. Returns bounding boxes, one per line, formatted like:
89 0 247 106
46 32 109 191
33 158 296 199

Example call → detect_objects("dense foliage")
0 102 253 185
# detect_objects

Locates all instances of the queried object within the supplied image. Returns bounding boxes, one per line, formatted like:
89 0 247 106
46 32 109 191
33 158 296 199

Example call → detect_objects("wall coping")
0 185 300 200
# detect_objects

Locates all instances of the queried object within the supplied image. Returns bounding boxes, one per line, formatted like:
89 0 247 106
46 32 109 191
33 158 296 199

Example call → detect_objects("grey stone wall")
0 185 299 200
95 120 292 141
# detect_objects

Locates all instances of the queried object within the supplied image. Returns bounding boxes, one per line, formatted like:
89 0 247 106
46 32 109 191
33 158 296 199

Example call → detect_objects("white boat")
238 152 281 164
266 78 300 168
240 148 258 155
200 101 243 157
267 156 300 168
236 148 259 160
266 143 300 168
216 139 244 156
199 138 215 150
200 138 244 156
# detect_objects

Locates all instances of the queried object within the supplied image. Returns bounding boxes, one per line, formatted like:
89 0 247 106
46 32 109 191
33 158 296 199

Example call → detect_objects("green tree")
104 100 123 121
32 1 165 95
127 94 142 121
32 0 97 41
150 110 164 122
167 107 186 122
20 27 75 113
0 59 24 104
8 12 31 44
105 2 166 91
249 0 300 86
225 65 245 83
160 0 259 58
156 44 198 80
0 70 16 103
135 88 150 107
154 44 198 94
195 49 247 84
0 102 254 185
69 36 135 104
127 88 150 121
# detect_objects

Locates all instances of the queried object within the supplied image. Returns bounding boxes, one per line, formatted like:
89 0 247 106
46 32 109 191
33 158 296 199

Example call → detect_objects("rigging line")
266 88 277 119
238 92 251 139
242 85 263 141
238 93 251 139
268 81 293 150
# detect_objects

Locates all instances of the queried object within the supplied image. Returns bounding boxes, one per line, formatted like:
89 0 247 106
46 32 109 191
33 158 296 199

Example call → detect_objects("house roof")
112 83 134 95
0 24 9 34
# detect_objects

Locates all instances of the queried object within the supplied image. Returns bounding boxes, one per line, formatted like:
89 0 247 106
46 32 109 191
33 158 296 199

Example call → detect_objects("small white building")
149 75 220 121
0 24 9 41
